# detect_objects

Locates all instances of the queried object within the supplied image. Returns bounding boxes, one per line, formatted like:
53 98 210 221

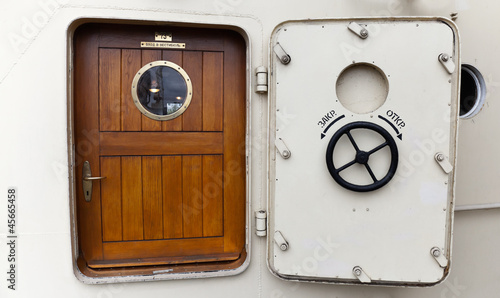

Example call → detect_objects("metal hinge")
255 210 267 236
255 66 268 93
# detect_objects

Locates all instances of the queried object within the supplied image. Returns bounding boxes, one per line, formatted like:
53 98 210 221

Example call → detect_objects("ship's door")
73 24 246 274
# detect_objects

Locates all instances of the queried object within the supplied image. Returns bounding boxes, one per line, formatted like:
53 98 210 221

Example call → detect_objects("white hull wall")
0 0 497 297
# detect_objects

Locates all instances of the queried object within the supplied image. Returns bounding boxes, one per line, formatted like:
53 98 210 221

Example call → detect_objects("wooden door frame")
68 21 250 283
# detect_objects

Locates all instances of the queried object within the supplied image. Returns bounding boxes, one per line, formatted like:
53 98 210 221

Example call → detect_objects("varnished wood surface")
74 23 246 273
99 132 223 155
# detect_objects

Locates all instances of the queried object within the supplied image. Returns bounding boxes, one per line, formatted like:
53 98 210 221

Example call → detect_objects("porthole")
131 61 192 121
460 64 486 119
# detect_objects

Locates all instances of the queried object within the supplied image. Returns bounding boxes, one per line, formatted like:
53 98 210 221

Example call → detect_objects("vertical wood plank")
162 156 183 239
182 51 203 131
121 49 142 131
99 48 121 131
162 50 183 131
141 50 163 131
223 33 246 253
74 25 103 261
182 155 203 238
142 156 163 240
202 52 223 132
202 155 223 237
101 157 122 242
122 156 144 240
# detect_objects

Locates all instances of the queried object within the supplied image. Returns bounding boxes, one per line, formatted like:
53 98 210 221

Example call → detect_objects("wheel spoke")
336 159 357 173
368 141 388 155
346 131 360 152
364 164 378 182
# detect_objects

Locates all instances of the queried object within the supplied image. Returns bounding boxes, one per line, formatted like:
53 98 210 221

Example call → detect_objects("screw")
360 29 368 39
440 54 449 62
353 267 362 276
436 153 445 162
280 244 288 251
282 150 290 158
431 247 441 258
281 55 291 64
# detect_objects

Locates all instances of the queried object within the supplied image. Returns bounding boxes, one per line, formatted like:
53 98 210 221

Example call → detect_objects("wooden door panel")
202 155 224 237
121 49 143 131
75 24 246 272
121 156 144 241
162 156 183 239
101 156 122 242
99 48 121 131
142 156 163 240
202 52 224 132
182 51 203 131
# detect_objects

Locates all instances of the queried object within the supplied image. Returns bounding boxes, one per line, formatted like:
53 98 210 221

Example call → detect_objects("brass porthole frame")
131 60 193 121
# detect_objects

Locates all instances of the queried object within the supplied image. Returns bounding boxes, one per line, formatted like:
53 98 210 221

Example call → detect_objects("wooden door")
73 24 246 273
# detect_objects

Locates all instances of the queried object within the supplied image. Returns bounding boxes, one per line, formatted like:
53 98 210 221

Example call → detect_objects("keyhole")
86 191 89 196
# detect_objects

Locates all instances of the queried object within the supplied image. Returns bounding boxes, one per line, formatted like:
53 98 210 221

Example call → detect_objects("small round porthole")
460 64 486 119
131 61 192 121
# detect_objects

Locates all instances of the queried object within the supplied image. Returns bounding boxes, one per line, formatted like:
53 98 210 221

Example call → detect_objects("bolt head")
440 54 449 62
432 248 441 257
282 150 290 158
354 268 362 276
281 55 291 64
436 154 445 162
360 29 368 38
280 244 288 251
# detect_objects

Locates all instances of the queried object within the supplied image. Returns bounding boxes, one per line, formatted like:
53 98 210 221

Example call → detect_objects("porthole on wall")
132 61 192 121
460 64 486 119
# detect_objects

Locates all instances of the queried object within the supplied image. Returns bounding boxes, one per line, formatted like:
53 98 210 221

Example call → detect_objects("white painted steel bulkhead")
268 17 460 286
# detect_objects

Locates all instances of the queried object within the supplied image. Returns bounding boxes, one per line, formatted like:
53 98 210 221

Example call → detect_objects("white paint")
0 0 498 297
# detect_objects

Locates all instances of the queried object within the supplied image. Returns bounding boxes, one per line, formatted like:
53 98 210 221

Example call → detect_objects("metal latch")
255 210 267 237
348 22 369 39
438 53 455 74
273 43 291 65
275 138 291 159
255 66 268 93
430 247 448 268
435 153 453 174
274 231 289 251
352 266 372 283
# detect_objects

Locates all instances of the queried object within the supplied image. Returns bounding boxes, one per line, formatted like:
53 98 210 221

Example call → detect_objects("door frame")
67 19 252 284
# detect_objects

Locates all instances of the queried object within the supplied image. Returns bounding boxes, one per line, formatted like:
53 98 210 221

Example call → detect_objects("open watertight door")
268 18 459 286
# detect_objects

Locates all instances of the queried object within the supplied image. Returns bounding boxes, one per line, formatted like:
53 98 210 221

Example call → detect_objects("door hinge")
255 210 267 237
255 66 268 93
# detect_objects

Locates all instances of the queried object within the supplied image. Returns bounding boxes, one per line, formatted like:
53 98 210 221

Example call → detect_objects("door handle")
82 161 106 202
83 176 107 181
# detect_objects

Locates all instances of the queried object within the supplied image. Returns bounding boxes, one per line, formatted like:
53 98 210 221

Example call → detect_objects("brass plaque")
141 42 186 49
155 32 172 41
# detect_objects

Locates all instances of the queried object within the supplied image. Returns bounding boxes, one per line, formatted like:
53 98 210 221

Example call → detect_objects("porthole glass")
131 61 192 120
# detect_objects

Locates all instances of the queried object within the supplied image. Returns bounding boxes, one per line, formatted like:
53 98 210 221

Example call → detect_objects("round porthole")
460 64 486 119
131 61 192 121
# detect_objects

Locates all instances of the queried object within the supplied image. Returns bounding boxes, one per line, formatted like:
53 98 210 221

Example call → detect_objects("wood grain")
142 156 163 240
101 157 122 242
162 156 183 239
121 156 144 240
99 48 121 131
121 49 142 131
100 132 223 156
182 155 203 238
182 51 203 131
202 52 223 132
202 155 223 237
74 24 103 262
